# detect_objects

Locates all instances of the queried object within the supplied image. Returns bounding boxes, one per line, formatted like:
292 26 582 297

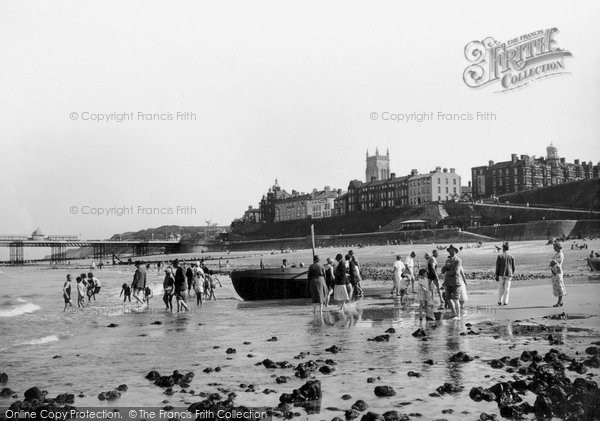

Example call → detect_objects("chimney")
411 169 418 176
324 186 330 193
468 181 472 187
489 160 494 166
574 159 580 165
560 157 566 164
435 166 441 172
390 172 396 179
511 153 517 163
371 176 376 182
443 168 448 173
338 189 342 195
450 168 455 173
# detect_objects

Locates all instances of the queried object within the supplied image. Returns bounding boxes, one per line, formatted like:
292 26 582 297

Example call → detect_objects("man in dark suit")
495 242 515 305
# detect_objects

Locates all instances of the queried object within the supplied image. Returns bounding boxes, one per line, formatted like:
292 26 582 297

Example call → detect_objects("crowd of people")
61 259 221 313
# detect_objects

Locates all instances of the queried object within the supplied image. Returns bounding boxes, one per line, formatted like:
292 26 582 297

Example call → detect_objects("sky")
1 0 599 245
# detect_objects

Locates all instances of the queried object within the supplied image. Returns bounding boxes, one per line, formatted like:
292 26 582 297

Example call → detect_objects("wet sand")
1 239 599 420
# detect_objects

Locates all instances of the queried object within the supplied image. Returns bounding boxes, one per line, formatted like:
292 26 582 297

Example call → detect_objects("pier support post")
50 245 67 264
9 242 24 265
93 244 106 262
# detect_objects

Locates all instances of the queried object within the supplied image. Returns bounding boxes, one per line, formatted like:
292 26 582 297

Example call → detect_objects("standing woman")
333 253 351 311
323 257 335 307
307 255 329 315
551 242 566 307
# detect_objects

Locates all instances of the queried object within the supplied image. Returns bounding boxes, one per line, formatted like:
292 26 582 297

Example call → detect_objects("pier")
0 231 181 265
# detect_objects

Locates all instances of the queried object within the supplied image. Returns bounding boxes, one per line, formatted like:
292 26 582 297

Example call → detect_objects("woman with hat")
551 242 566 307
333 253 351 311
441 245 465 319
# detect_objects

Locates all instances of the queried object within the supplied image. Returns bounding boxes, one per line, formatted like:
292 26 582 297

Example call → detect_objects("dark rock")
98 390 121 400
55 393 75 404
52 355 61 359
469 387 495 402
442 409 453 414
247 354 254 358
226 348 236 354
489 382 522 406
319 366 334 374
352 400 368 411
341 394 352 400
345 409 360 420
449 352 473 362
243 341 251 345
262 359 278 369
267 336 278 341
278 380 321 403
423 359 434 365
407 371 421 377
116 384 128 392
368 335 390 342
385 328 396 334
533 395 553 417
0 388 13 397
107 323 118 328
151 321 162 325
155 376 175 388
490 360 504 369
374 386 395 397
0 373 7 383
24 387 44 402
436 383 464 395
584 355 600 368
412 328 426 337
382 411 410 421
263 389 277 394
360 412 384 421
326 345 341 353
202 367 214 374
276 376 290 384
367 377 376 383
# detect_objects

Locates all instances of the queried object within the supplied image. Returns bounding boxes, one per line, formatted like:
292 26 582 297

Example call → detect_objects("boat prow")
230 268 310 300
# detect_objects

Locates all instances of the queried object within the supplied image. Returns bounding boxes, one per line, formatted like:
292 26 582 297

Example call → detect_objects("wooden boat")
230 267 310 300
588 257 600 272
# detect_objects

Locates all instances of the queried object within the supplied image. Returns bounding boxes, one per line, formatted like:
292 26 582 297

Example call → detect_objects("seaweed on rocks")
449 352 473 363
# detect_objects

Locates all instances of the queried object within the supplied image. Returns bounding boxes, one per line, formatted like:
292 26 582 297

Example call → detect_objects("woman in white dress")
551 242 566 307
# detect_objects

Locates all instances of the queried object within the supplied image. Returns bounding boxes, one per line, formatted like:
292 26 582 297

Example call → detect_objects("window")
437 187 441 193
445 179 448 184
445 187 448 193
453 187 456 193
453 179 456 185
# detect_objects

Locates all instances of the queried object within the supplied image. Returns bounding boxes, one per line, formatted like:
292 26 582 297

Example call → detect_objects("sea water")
0 265 595 420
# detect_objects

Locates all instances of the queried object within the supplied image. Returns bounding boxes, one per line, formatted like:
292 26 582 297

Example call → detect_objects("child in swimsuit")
120 283 131 302
144 286 153 307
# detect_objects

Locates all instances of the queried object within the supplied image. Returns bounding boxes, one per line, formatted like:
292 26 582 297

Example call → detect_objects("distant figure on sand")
306 255 329 316
162 268 175 312
63 274 73 311
131 262 147 304
120 283 131 302
551 242 566 307
173 259 188 312
495 242 515 306
333 254 351 311
391 255 405 297
76 277 86 308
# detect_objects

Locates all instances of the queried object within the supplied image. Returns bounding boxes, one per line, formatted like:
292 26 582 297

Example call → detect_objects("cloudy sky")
1 0 599 245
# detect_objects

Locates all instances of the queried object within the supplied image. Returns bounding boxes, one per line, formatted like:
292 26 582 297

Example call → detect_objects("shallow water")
0 265 598 420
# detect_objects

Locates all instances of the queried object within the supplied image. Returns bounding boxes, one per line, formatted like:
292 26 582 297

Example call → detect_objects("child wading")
144 286 153 308
76 277 86 308
120 283 131 302
207 270 222 300
162 268 175 312
417 269 435 322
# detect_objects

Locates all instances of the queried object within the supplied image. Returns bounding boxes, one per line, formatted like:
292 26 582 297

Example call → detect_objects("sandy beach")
1 239 599 420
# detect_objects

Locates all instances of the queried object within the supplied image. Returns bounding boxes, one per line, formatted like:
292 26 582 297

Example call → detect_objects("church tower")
365 147 390 182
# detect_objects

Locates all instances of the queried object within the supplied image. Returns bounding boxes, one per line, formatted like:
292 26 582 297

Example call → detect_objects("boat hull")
230 268 310 300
